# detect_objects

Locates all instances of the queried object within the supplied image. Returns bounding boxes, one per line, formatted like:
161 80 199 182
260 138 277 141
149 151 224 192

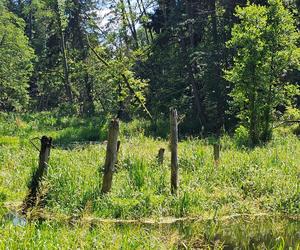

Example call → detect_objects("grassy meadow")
0 112 299 249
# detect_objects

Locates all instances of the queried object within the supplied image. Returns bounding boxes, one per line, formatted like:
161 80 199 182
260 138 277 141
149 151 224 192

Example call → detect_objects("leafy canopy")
0 4 35 111
226 0 300 145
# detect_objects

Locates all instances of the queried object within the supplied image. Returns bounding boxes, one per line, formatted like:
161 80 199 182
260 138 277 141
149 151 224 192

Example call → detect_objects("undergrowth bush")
234 125 249 148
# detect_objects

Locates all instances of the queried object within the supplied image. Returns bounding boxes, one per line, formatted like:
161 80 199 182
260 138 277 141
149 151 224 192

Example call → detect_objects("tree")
226 0 300 146
86 43 149 119
143 0 248 134
54 0 73 103
0 4 35 111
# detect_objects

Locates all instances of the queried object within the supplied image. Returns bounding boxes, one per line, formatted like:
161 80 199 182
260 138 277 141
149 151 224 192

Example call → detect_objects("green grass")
0 112 299 248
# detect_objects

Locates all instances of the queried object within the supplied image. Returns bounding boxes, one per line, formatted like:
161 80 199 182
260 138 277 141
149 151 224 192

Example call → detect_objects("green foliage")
0 136 19 146
280 107 300 135
233 125 250 147
87 46 149 116
1 0 299 137
56 0 67 30
126 158 147 190
1 0 300 246
0 5 35 111
226 0 300 145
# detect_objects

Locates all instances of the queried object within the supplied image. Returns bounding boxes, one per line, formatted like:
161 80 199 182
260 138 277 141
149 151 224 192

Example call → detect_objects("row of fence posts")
22 108 221 213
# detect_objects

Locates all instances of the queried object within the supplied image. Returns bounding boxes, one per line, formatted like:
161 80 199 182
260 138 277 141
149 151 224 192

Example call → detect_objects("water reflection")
172 216 300 249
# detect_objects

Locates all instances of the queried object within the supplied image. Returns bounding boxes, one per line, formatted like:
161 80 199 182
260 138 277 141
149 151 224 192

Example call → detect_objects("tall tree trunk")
209 0 224 134
138 0 154 41
126 0 139 48
249 64 259 146
60 31 73 103
83 73 95 116
70 0 85 52
120 0 131 51
184 0 207 129
28 0 33 41
136 0 150 44
55 0 73 103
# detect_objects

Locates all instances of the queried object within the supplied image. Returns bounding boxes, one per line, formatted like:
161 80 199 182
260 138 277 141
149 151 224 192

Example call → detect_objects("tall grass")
0 113 299 248
1 125 299 218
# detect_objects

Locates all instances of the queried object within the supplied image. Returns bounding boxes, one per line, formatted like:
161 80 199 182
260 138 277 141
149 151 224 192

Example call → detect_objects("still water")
168 216 300 249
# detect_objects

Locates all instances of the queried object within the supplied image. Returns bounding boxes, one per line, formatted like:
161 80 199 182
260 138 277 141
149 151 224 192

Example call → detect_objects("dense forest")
1 0 299 145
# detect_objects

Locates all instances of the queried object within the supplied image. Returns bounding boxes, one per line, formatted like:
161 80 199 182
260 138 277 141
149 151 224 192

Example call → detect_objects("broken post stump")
157 148 165 165
101 119 119 194
22 136 52 214
213 143 220 166
170 108 178 195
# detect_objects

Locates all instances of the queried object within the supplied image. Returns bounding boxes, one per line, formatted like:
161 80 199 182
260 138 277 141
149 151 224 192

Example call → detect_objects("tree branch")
274 120 300 128
86 35 152 119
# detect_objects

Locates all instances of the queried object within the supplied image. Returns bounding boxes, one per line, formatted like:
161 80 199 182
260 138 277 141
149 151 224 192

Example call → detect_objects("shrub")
234 125 249 147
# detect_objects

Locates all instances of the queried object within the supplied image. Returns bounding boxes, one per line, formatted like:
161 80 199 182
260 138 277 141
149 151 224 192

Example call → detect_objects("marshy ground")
0 113 299 249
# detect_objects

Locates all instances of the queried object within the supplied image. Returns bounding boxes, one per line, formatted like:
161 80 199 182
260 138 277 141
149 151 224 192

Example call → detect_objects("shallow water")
2 213 300 249
171 216 300 249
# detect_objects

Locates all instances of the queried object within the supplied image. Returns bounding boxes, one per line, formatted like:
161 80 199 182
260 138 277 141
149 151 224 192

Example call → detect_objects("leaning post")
170 108 179 195
22 136 52 214
101 119 119 194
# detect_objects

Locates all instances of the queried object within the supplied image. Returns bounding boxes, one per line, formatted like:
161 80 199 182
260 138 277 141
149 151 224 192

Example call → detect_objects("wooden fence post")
170 108 178 195
101 119 119 194
213 143 220 166
22 136 52 214
157 148 165 165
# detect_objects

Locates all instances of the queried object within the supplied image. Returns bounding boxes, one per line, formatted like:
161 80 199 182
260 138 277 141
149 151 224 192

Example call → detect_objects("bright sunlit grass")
0 113 299 248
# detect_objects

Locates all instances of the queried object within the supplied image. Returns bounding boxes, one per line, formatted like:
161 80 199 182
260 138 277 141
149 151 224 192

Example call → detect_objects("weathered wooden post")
101 119 119 194
213 143 220 166
22 136 52 214
157 148 165 165
170 108 178 195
